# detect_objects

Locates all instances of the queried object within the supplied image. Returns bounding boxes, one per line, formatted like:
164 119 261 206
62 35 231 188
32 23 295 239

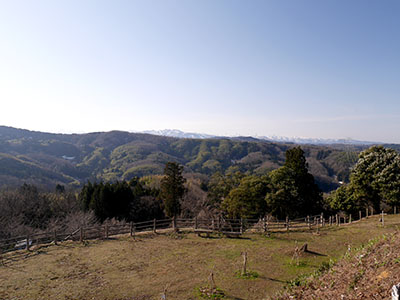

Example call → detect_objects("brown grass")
1 215 399 300
275 222 400 299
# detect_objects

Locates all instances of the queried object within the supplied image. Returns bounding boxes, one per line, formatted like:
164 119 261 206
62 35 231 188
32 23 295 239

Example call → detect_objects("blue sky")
0 1 399 142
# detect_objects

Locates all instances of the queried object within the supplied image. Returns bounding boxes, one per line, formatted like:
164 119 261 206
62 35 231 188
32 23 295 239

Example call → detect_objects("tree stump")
299 243 308 252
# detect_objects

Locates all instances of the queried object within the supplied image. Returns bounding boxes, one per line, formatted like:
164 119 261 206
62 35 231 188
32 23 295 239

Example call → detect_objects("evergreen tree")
160 162 186 217
347 146 400 211
328 183 360 214
266 147 322 218
207 171 244 208
221 175 269 219
79 181 94 211
79 181 135 222
265 167 298 218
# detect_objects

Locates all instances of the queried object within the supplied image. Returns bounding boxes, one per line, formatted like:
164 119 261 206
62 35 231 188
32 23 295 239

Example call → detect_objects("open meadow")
1 215 400 300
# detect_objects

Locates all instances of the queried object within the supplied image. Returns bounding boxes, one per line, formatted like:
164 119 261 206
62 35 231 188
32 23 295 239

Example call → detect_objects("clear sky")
0 0 399 143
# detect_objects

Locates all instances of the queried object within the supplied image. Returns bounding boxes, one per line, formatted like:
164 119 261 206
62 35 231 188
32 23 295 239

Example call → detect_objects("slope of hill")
276 226 400 300
0 126 375 190
1 215 399 300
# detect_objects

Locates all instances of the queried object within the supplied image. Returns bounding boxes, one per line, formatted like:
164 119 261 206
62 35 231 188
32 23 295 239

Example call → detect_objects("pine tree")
160 162 186 217
266 147 322 218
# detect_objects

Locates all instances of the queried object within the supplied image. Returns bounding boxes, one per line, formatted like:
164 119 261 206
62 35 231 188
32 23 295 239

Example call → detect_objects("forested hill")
0 126 381 191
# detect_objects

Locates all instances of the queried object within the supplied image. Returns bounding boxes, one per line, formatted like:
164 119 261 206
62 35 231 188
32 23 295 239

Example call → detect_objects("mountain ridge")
141 129 378 145
0 125 396 191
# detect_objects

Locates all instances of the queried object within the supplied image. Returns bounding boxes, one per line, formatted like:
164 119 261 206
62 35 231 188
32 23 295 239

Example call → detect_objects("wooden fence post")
359 210 362 220
263 217 267 233
335 214 338 226
349 214 352 224
371 207 374 216
317 218 320 234
381 211 384 226
153 219 157 234
241 251 248 276
286 216 289 232
26 234 30 251
172 216 176 231
209 271 217 291
130 222 133 237
105 224 109 239
366 207 369 219
240 218 243 234
194 217 198 230
54 230 57 245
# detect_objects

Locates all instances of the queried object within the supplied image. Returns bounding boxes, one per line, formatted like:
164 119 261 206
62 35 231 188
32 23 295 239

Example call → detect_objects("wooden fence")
0 209 384 255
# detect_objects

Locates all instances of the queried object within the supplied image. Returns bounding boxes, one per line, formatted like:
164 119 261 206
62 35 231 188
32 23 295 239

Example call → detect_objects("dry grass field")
1 215 399 300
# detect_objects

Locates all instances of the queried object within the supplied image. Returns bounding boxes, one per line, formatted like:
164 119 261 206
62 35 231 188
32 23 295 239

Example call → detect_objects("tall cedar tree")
160 162 186 217
266 147 322 218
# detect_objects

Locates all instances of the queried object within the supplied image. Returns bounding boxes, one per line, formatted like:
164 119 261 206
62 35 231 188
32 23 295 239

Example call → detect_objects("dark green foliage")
160 162 186 217
80 181 95 212
265 167 299 218
0 126 372 192
327 184 360 214
55 184 65 194
207 171 244 208
79 179 164 222
284 147 308 175
221 175 269 219
330 146 400 213
83 182 122 222
266 147 323 219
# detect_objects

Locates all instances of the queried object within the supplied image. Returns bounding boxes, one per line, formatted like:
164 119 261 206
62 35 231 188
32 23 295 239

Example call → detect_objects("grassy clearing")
1 215 399 300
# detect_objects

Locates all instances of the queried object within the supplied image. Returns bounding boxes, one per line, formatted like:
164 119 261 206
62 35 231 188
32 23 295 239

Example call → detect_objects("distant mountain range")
142 129 215 139
0 125 397 192
142 129 377 145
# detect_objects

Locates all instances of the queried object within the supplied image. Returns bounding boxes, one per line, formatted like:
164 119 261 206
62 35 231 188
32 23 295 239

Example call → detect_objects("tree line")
328 145 400 215
1 145 398 239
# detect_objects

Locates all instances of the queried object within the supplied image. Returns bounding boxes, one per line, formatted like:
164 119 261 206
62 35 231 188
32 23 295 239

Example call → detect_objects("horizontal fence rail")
0 209 387 255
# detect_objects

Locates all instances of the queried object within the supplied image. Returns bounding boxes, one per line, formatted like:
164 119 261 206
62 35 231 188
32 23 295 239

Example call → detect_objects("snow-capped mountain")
257 135 377 145
141 129 377 145
142 129 216 139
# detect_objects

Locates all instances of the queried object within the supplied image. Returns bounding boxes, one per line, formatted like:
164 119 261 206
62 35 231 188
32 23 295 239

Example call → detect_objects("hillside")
0 126 372 191
1 215 399 299
276 225 400 299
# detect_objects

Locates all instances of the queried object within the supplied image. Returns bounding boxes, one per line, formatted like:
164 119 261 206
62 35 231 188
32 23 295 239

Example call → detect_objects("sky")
0 0 399 143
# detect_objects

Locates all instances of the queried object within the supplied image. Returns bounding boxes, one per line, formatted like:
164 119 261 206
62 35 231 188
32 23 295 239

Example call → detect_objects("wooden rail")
0 209 382 255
